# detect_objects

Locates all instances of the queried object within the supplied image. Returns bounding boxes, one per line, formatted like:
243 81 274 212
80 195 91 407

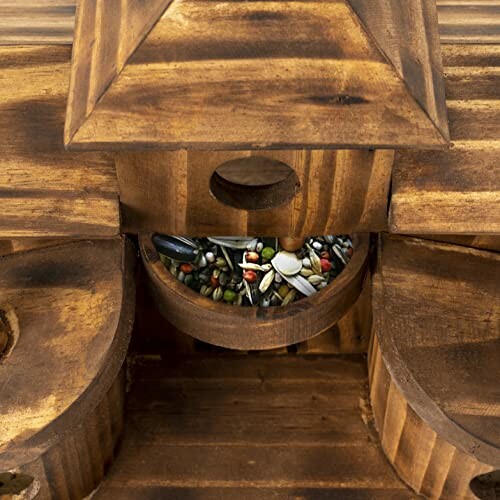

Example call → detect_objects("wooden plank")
390 44 500 234
95 486 416 499
0 1 75 45
94 355 413 498
437 0 500 44
65 0 448 150
0 0 495 46
117 149 393 236
373 234 500 468
0 45 119 238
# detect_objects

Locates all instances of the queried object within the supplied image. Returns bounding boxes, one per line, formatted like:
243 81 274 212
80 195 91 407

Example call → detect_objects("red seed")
347 247 353 257
245 251 260 263
320 251 330 260
180 263 193 274
243 270 257 283
320 259 332 273
210 276 219 288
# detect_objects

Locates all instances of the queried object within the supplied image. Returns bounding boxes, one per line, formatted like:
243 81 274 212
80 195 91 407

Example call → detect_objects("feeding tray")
140 233 369 350
65 0 449 150
368 234 500 499
0 239 135 499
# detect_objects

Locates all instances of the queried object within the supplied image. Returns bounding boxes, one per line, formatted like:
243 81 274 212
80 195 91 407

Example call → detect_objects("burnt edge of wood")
0 238 136 470
372 234 500 468
368 333 495 498
139 233 369 350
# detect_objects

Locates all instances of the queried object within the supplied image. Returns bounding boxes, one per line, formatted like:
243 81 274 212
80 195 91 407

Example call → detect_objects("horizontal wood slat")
0 1 496 45
0 45 120 238
94 355 413 498
390 44 500 235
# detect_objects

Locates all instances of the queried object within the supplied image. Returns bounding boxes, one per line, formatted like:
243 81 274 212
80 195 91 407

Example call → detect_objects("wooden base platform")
94 353 414 499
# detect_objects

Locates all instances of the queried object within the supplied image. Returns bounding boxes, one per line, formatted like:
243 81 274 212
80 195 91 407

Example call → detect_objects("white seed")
239 263 268 271
274 273 283 283
333 245 347 265
198 254 207 268
317 282 328 290
206 252 215 263
302 257 311 268
220 246 234 271
256 242 264 252
307 246 322 275
312 241 323 251
281 273 317 297
246 240 257 251
308 275 326 286
272 251 302 276
259 269 275 294
177 271 185 282
325 235 334 244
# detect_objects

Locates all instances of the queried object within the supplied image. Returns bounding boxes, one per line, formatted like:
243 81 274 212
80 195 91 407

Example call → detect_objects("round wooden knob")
278 237 306 252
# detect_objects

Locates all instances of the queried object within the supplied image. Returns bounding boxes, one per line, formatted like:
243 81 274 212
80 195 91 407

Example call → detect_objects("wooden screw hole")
0 472 34 496
210 156 300 211
470 470 500 499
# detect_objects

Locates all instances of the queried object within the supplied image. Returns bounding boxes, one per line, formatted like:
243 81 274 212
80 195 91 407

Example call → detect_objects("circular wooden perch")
140 233 369 350
369 235 500 499
0 239 135 499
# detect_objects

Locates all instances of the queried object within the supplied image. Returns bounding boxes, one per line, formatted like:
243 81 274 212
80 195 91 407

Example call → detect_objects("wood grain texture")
94 354 414 499
390 44 500 235
0 1 76 45
116 150 393 236
66 0 448 150
0 45 119 238
408 234 500 252
438 0 500 44
372 234 500 470
139 233 369 350
368 334 494 499
0 1 494 46
65 0 174 144
0 238 135 498
132 255 373 356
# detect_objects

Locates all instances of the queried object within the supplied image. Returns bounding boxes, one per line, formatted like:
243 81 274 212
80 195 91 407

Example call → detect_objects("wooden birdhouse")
65 0 449 150
1 2 499 500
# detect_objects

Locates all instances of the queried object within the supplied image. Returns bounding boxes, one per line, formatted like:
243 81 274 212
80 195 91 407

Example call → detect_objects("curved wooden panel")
0 238 135 499
140 233 369 350
369 234 500 499
369 335 493 499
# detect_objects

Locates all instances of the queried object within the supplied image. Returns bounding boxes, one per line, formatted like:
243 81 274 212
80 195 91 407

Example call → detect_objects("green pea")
223 289 236 302
261 247 275 260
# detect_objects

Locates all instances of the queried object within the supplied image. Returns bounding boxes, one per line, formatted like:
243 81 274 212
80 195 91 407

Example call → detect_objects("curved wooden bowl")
369 235 500 499
0 239 135 499
140 233 369 350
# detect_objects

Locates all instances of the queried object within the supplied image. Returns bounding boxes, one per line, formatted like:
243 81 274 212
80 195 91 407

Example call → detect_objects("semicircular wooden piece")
370 234 500 498
140 233 369 350
0 238 135 499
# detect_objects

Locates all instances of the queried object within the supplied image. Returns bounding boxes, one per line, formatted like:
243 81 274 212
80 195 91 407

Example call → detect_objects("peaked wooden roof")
65 0 449 150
